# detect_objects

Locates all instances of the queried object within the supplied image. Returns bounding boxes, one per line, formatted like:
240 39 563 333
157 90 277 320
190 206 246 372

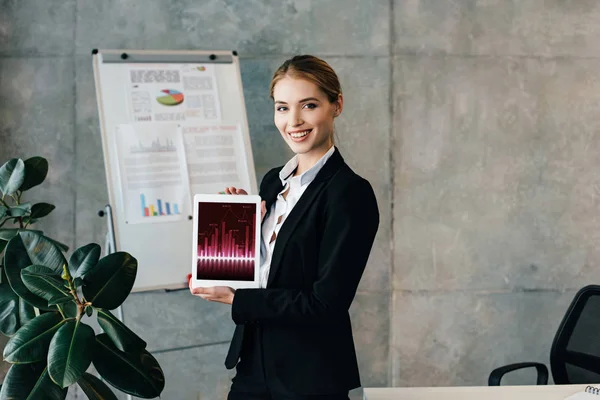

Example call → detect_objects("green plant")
0 157 165 399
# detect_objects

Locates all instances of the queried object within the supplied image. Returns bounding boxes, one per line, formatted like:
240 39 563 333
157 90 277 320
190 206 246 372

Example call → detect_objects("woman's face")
272 76 341 158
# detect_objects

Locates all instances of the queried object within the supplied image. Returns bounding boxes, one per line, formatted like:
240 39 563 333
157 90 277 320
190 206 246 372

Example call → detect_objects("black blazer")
225 148 379 395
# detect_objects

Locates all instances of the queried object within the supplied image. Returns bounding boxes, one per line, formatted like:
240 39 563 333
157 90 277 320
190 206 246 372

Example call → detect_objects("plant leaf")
96 308 146 353
47 237 69 253
12 231 66 273
21 265 73 305
20 156 49 191
58 301 78 319
0 228 43 241
48 319 95 388
69 243 101 279
93 334 165 398
0 239 7 256
19 294 36 323
0 283 20 335
0 206 6 218
0 229 20 241
23 217 39 225
29 202 55 219
86 306 93 317
7 202 32 217
0 362 67 400
0 158 25 196
77 372 119 400
3 312 68 363
4 232 65 310
82 252 137 310
0 282 35 336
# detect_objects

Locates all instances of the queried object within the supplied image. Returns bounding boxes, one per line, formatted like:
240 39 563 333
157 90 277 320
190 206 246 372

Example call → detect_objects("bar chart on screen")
196 202 256 281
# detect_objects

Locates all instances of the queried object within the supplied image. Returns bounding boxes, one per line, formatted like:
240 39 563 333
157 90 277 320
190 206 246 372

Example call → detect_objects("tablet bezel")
191 193 261 289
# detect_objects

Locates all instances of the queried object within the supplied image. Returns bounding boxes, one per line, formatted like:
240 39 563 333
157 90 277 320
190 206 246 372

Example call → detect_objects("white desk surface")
363 384 591 400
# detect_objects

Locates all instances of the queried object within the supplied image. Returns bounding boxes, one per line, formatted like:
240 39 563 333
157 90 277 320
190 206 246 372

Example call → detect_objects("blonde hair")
269 55 342 103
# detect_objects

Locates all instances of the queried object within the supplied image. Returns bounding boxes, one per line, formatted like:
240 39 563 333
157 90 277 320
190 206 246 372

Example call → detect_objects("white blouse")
258 146 336 288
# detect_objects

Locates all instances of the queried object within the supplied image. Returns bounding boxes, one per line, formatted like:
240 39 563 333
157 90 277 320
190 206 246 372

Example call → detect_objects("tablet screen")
195 201 257 281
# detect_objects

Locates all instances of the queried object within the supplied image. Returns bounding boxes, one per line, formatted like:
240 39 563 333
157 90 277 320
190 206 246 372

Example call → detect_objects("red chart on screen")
196 202 256 281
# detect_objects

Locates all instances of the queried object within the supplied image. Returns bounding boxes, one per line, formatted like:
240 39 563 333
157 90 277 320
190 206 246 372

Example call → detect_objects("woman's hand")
188 274 235 305
221 186 267 221
192 286 235 305
223 186 247 195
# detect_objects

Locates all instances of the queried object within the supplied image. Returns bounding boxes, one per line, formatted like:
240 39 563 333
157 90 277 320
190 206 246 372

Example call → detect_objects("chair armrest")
488 362 549 386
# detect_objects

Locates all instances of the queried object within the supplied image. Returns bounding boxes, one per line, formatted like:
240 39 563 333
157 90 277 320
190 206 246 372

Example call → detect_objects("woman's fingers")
190 286 234 304
261 200 267 221
192 287 217 299
220 187 248 195
228 187 248 195
192 288 211 300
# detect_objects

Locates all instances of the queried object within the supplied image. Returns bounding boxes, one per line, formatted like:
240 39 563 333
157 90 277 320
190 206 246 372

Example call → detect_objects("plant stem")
56 304 66 319
0 197 9 208
76 305 84 322
63 266 86 319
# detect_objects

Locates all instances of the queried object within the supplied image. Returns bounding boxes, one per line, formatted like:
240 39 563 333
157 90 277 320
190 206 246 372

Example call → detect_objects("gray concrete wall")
0 0 598 398
392 0 600 387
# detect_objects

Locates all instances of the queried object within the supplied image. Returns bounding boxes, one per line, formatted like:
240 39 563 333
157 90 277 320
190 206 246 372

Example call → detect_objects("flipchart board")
92 49 258 292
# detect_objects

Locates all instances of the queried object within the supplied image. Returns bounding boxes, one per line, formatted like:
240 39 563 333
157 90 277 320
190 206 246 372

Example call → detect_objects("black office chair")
489 285 600 386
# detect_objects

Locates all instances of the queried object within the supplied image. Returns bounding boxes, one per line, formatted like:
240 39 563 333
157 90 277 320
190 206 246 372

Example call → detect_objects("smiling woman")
270 55 343 173
189 55 380 400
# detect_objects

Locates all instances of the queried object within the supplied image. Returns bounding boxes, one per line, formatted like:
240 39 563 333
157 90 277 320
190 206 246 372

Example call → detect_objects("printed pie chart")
156 89 184 106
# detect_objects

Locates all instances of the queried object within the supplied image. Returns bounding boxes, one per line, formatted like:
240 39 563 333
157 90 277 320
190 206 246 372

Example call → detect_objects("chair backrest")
550 285 600 384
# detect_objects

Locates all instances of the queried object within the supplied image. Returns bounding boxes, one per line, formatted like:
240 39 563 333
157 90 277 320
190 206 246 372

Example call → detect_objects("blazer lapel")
266 149 345 287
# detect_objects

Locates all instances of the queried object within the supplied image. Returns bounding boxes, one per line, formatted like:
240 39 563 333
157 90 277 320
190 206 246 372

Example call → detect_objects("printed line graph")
130 137 176 153
196 203 256 281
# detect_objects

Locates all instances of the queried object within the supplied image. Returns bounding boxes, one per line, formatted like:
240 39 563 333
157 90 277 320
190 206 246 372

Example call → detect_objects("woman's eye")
303 103 317 109
276 106 288 112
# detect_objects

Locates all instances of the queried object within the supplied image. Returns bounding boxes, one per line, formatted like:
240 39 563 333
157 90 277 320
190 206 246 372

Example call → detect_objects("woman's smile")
288 128 312 141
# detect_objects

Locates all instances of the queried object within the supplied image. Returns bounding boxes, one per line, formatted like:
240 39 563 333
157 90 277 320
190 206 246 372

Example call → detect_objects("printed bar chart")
140 193 181 217
196 202 256 281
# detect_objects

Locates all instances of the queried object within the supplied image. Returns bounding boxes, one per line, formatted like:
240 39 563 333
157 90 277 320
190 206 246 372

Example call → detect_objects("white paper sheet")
127 64 221 123
114 123 191 224
181 123 252 195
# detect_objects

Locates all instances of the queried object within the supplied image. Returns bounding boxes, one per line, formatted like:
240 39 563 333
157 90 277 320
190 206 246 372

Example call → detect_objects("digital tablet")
191 193 261 289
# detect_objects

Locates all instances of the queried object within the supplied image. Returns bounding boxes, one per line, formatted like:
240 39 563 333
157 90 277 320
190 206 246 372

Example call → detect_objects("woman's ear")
334 94 344 117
